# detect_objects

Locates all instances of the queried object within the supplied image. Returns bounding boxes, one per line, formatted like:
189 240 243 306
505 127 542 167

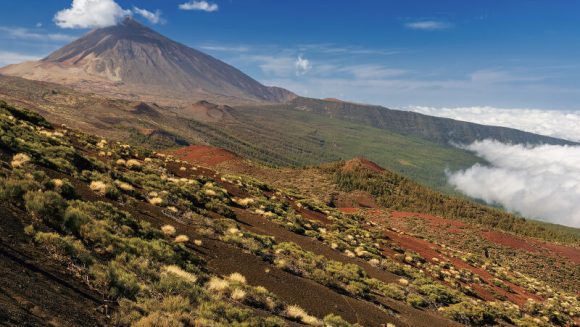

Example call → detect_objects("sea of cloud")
448 140 580 227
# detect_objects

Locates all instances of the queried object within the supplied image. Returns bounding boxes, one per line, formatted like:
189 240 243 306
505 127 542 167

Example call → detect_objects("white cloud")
295 55 312 76
0 51 40 66
448 140 580 227
54 0 131 29
179 1 219 12
410 106 580 142
133 7 164 25
405 20 452 31
0 27 76 42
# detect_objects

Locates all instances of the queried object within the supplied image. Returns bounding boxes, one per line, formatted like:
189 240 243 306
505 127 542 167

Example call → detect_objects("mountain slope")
287 97 576 146
1 102 577 326
0 17 295 105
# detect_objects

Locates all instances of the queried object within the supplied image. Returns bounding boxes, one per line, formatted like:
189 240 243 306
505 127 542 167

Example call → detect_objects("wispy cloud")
200 45 250 52
448 140 580 227
339 65 408 79
295 55 312 75
405 20 452 31
133 7 164 25
0 51 40 66
0 27 76 42
260 57 295 76
179 1 219 12
298 44 401 56
410 106 580 142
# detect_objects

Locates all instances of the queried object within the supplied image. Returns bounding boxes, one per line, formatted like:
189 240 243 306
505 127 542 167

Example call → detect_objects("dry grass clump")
96 139 107 149
51 179 64 188
126 159 142 170
162 265 198 284
179 166 187 172
148 197 164 206
116 181 134 192
204 189 217 196
193 239 203 246
115 159 126 166
230 288 247 301
174 235 189 243
368 258 380 267
227 272 247 284
233 197 255 207
398 278 409 286
207 277 230 292
285 305 320 325
89 181 107 195
161 224 176 236
11 153 31 168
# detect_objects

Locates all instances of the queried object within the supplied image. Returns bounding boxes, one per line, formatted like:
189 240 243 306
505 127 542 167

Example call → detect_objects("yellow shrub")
174 235 189 243
11 153 31 168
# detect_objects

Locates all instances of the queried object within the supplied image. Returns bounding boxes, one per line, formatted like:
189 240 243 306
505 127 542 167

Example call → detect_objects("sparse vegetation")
0 101 577 327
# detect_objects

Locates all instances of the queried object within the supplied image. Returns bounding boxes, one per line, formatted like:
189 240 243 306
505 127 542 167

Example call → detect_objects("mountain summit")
0 17 295 104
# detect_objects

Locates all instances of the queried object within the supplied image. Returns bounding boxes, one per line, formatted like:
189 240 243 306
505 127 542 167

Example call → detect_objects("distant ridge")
0 17 295 105
289 97 577 146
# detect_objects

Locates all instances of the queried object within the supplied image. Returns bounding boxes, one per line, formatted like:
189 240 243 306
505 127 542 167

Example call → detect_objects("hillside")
1 101 578 326
0 17 295 105
0 75 484 190
278 97 577 146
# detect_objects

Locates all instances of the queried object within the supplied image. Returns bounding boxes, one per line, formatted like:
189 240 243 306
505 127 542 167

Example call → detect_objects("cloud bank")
179 1 219 12
411 106 580 142
448 140 580 227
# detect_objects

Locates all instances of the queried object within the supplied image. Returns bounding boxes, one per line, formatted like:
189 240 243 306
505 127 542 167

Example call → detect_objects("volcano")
0 17 295 105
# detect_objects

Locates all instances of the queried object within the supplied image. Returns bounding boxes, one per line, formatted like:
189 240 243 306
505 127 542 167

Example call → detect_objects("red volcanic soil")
365 210 543 306
542 243 580 264
382 228 541 306
481 231 539 253
482 230 580 264
338 207 359 214
342 158 385 173
391 211 580 265
171 145 241 167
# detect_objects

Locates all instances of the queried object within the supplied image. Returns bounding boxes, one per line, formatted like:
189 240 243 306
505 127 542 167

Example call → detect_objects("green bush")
406 294 428 308
417 283 462 306
63 206 90 235
24 190 67 228
34 232 93 265
440 302 498 326
323 313 360 327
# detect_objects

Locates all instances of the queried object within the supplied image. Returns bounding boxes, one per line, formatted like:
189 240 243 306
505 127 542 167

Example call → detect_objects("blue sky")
1 0 580 109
